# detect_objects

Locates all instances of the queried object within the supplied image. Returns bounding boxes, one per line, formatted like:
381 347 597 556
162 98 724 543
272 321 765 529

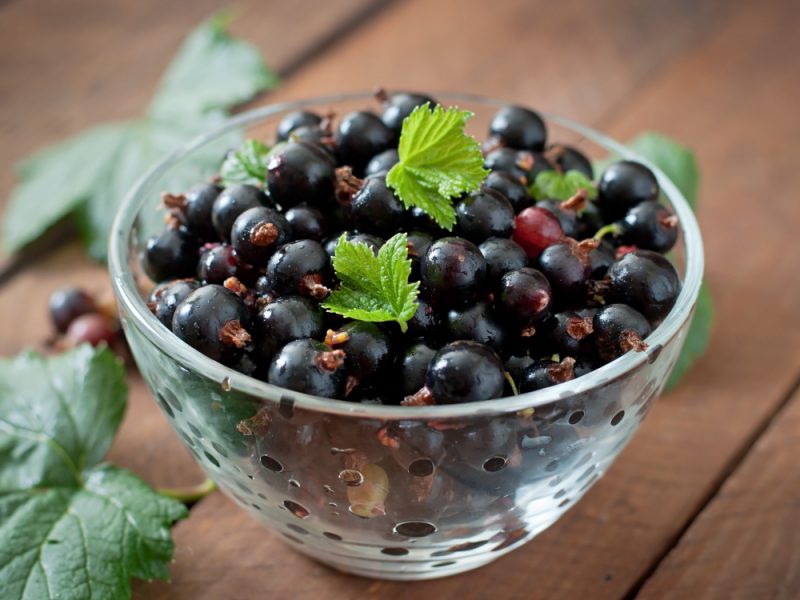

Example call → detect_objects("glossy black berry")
484 148 529 182
266 240 332 299
447 302 507 354
405 205 448 237
231 207 292 265
606 250 680 322
479 237 528 287
267 339 346 398
504 351 536 385
405 297 443 340
482 170 533 212
546 145 593 178
336 111 394 175
537 241 595 303
406 229 434 279
182 182 221 238
266 141 336 209
142 227 198 283
425 341 505 404
254 296 325 360
196 244 241 284
400 341 437 397
597 160 659 220
172 285 251 365
536 199 585 239
276 111 322 141
49 288 96 333
338 322 394 386
285 206 326 241
211 184 268 240
497 268 552 331
489 106 547 151
455 189 515 243
593 303 652 363
380 92 436 133
148 279 200 328
420 237 487 308
519 357 576 392
619 200 679 253
589 240 616 279
349 176 405 237
364 149 399 177
545 310 595 356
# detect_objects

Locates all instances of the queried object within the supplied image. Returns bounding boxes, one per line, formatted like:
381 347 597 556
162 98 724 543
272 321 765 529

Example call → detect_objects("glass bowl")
108 92 704 580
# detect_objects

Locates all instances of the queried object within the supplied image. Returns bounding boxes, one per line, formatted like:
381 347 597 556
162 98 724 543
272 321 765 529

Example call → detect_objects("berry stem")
401 386 436 406
316 349 346 372
593 222 622 241
219 320 251 348
504 371 520 396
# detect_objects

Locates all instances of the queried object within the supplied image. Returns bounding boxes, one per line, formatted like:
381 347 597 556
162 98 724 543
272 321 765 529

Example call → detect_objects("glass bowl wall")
109 93 703 580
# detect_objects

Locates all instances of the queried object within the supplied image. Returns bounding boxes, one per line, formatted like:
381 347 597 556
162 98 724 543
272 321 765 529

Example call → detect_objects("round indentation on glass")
611 410 625 426
286 523 309 535
260 455 283 472
282 533 304 544
483 456 508 472
432 561 456 568
408 458 435 477
577 464 596 482
251 503 262 511
283 500 310 518
162 389 183 412
221 376 232 392
187 422 203 439
323 532 343 541
179 431 195 447
545 459 559 472
156 393 175 419
557 498 570 508
289 479 300 488
575 452 593 468
381 547 409 556
394 521 437 537
211 441 229 458
338 469 364 487
553 489 567 499
327 502 337 508
568 410 585 425
203 451 220 468
548 475 562 487
323 484 335 495
579 473 600 492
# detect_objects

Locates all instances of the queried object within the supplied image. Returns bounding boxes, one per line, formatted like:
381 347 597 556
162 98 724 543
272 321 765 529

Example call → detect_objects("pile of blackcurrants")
142 92 681 406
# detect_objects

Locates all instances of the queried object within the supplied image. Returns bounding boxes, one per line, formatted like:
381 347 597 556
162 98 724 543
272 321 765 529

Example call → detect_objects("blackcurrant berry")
593 303 651 363
148 279 200 328
420 237 487 308
337 322 394 388
400 341 437 397
268 339 346 398
537 239 598 303
497 268 552 332
172 285 251 365
619 200 678 253
545 145 593 178
489 106 547 151
482 170 533 212
142 227 198 283
606 250 680 322
479 237 528 288
512 206 564 259
405 297 443 340
231 206 292 265
455 189 515 243
425 341 505 404
266 240 332 299
182 182 221 238
285 205 326 241
276 110 322 141
336 111 394 175
504 351 536 385
597 160 659 220
379 91 436 134
266 141 336 209
365 149 399 177
196 244 241 285
589 240 616 279
545 310 595 356
211 184 268 241
519 357 576 392
254 296 325 360
447 302 507 353
349 176 405 237
49 288 96 333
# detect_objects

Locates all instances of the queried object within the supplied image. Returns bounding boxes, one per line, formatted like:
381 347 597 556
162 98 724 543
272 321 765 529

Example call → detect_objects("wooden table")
2 0 799 597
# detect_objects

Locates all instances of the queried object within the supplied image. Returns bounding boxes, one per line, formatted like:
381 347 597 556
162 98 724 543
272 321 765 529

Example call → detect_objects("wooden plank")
637 382 800 599
132 0 800 597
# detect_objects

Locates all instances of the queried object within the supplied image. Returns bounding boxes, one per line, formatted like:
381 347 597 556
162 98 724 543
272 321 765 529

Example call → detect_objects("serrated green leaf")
322 233 420 331
665 280 713 392
2 13 277 260
220 139 270 186
628 132 699 209
148 12 278 123
529 169 597 201
387 104 488 230
0 346 187 599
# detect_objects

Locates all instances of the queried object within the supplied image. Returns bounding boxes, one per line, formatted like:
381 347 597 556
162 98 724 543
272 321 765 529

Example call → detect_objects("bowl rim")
108 91 704 419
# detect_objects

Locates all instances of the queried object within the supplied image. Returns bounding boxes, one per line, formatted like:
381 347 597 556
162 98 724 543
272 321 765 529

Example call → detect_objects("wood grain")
637 382 800 599
135 0 800 597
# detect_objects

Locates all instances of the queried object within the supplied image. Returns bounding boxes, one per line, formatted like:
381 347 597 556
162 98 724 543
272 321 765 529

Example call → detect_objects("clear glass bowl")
108 93 704 580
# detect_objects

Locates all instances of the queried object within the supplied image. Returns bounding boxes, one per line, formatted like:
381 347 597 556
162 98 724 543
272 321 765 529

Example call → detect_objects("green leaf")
322 233 420 332
148 12 278 123
529 169 597 201
2 13 277 260
627 132 699 209
220 139 270 186
387 104 488 230
665 280 714 392
0 346 187 599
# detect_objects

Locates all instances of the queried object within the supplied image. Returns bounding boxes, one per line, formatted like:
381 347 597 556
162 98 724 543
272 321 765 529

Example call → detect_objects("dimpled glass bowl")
109 93 703 580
